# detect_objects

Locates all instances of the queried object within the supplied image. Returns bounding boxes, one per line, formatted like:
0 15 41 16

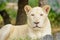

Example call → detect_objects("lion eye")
40 14 43 16
31 14 34 16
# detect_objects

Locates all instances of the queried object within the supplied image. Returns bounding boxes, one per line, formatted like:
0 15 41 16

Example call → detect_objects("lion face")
24 5 50 30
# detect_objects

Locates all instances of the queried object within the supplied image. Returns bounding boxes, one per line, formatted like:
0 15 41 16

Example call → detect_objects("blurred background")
0 0 60 40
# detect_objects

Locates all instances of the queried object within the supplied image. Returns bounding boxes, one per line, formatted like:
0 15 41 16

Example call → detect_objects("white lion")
0 5 52 40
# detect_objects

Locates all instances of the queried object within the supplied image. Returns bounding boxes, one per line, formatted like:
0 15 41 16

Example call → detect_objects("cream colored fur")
0 5 51 40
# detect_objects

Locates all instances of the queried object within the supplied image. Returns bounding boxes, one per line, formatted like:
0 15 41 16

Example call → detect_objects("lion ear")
42 5 50 14
24 5 32 13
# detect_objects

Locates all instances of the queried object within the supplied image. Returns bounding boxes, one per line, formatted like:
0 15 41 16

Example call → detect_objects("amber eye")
40 14 43 16
31 14 34 16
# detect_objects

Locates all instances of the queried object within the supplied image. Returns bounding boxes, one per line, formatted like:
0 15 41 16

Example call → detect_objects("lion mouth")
33 27 41 28
33 24 41 28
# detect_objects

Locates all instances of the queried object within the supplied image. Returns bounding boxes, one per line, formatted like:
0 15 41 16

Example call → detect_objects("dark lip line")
33 24 41 28
33 27 41 28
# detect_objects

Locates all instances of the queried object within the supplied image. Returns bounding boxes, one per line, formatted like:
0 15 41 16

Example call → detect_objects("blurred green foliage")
28 0 39 7
49 9 60 27
12 36 40 40
49 9 57 22
0 0 7 10
6 8 17 19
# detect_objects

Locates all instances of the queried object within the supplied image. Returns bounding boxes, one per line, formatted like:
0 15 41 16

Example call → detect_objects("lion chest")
28 31 43 40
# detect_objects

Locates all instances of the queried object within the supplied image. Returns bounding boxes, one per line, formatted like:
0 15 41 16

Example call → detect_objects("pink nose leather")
34 22 39 24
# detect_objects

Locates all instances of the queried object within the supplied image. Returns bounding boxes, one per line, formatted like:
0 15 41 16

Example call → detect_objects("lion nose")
34 22 39 24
